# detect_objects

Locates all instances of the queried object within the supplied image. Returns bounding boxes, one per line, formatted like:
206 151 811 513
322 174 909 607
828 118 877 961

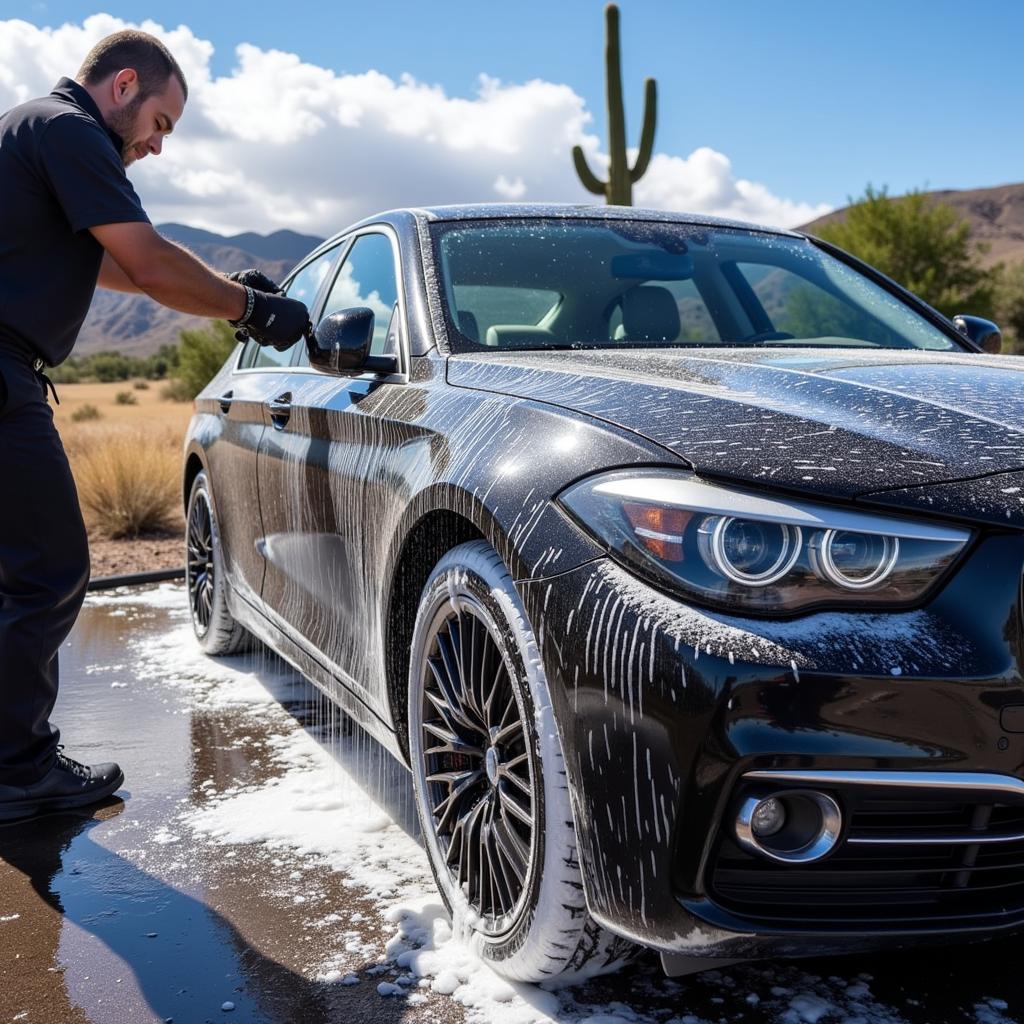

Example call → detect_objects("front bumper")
518 532 1024 958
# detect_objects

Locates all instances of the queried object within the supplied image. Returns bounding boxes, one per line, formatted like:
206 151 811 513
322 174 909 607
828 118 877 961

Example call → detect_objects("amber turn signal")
622 503 690 561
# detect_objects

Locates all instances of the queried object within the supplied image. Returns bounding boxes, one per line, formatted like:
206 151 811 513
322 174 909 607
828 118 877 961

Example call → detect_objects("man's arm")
90 222 246 320
98 251 142 293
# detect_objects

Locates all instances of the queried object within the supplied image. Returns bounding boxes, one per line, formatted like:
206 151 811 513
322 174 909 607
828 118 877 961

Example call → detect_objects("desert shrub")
90 351 134 383
133 380 150 390
160 378 193 402
114 390 138 405
71 428 180 539
70 403 102 423
50 362 82 384
171 320 237 399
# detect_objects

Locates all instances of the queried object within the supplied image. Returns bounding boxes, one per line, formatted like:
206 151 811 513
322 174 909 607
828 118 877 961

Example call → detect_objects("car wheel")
186 470 248 655
408 540 637 982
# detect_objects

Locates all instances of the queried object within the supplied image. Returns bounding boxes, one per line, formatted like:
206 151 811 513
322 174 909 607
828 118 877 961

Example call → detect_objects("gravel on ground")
88 528 184 579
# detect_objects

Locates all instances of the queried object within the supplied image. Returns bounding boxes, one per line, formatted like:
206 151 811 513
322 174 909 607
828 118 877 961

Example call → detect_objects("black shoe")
0 749 124 822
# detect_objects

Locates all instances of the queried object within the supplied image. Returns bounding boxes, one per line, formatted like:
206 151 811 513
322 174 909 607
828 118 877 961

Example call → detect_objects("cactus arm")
629 78 657 184
572 145 608 197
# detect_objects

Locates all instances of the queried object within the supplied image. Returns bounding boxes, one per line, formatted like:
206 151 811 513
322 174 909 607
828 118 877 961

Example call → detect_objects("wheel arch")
384 506 486 763
182 448 207 512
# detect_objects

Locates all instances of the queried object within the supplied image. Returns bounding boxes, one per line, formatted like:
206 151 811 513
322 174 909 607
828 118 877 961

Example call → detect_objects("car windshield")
430 218 961 353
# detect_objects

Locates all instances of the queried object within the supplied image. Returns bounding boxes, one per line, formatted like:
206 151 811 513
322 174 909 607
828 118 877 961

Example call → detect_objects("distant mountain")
801 182 1024 269
75 224 325 356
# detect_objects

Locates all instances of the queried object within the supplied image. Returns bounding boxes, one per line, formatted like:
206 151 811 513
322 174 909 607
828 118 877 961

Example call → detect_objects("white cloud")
0 14 830 236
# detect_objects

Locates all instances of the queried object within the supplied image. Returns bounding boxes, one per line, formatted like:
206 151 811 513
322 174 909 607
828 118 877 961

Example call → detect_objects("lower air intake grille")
708 796 1024 930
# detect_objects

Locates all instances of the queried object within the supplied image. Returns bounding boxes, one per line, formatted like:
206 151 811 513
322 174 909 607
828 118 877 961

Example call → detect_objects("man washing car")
0 30 308 821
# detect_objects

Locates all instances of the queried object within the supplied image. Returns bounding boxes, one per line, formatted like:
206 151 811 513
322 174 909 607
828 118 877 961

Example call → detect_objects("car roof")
326 203 804 246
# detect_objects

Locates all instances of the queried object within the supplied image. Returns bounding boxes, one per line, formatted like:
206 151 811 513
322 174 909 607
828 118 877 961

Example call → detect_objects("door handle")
267 391 292 429
218 390 233 414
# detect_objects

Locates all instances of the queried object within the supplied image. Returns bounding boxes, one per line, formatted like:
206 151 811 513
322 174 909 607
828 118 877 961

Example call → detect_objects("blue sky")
3 1 1022 232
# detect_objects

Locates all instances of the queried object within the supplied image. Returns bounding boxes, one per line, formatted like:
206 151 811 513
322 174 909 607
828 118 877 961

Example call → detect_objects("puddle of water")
1 583 1022 1024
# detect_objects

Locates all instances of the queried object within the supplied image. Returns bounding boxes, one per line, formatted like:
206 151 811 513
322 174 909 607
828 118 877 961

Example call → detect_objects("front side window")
431 219 962 354
319 232 399 356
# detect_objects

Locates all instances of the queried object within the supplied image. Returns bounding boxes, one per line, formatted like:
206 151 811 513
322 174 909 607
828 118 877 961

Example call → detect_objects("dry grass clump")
114 390 138 405
70 403 102 423
67 426 181 539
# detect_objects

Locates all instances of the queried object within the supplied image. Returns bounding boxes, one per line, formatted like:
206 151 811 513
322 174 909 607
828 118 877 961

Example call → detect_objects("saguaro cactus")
572 3 657 206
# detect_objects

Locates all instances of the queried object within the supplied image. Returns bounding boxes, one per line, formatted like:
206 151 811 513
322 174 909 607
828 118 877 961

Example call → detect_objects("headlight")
557 470 971 613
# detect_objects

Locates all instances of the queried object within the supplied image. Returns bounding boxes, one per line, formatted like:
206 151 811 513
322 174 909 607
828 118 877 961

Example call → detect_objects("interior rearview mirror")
610 252 694 280
953 314 1002 355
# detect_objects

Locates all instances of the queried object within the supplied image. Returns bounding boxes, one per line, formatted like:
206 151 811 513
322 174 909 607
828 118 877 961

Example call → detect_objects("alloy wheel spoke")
425 686 476 741
427 651 477 732
499 764 533 797
423 720 484 758
491 817 528 884
493 718 525 747
497 782 534 829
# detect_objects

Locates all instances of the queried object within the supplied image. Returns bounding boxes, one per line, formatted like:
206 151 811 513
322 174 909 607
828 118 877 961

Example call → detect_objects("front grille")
708 794 1024 930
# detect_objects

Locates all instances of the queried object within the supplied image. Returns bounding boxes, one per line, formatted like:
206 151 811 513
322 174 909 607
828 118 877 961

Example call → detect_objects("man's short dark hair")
77 29 188 102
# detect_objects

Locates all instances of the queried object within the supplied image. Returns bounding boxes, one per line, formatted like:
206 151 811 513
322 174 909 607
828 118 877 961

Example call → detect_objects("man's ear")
111 68 139 105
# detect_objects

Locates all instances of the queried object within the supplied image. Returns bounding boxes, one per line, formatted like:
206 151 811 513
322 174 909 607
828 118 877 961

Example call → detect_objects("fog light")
750 797 786 837
735 790 842 864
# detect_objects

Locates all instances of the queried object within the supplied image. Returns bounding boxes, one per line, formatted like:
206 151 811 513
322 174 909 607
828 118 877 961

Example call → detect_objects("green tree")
994 262 1024 355
172 320 238 399
89 350 133 382
815 185 996 319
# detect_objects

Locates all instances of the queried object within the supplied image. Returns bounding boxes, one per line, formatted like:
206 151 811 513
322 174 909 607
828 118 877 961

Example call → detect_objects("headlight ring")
700 516 802 587
809 530 900 591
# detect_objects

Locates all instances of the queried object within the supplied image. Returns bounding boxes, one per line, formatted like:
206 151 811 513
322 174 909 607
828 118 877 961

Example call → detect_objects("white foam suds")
112 584 1009 1023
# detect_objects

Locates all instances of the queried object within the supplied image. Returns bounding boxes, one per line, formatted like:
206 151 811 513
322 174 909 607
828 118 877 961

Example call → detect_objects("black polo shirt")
0 78 150 366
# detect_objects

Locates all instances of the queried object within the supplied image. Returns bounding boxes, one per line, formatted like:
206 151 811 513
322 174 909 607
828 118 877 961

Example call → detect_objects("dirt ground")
52 379 193 435
87 528 185 579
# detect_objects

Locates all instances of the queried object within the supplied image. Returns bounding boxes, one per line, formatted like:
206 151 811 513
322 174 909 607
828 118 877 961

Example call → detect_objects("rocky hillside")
76 224 324 356
801 182 1024 269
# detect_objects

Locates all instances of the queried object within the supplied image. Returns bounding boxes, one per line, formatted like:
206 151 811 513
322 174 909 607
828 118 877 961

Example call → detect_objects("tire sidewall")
408 542 584 979
187 471 233 652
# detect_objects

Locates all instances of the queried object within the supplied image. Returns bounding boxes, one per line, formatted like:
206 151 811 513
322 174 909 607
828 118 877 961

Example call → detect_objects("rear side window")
240 247 338 369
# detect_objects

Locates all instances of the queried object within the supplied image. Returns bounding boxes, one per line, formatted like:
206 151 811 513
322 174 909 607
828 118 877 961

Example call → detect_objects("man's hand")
231 288 310 351
226 269 283 294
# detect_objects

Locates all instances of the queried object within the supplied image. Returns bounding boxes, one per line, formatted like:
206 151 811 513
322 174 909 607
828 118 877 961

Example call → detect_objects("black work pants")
0 351 89 786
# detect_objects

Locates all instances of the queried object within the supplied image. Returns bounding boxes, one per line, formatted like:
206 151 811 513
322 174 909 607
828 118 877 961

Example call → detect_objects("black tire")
186 470 249 655
408 540 637 982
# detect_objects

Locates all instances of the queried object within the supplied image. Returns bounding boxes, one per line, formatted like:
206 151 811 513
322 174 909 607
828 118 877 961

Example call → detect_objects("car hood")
447 347 1024 508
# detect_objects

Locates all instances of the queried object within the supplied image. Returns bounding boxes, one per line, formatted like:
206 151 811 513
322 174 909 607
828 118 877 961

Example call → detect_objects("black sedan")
183 204 1024 981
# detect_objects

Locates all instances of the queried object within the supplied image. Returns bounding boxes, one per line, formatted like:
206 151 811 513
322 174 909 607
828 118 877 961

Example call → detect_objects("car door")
210 246 340 605
257 227 414 712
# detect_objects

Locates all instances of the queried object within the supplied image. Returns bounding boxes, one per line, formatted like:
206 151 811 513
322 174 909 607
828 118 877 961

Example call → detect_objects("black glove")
226 268 283 294
230 286 310 351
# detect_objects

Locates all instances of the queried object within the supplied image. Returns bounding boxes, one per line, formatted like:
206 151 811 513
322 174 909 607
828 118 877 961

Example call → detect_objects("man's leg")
0 359 90 786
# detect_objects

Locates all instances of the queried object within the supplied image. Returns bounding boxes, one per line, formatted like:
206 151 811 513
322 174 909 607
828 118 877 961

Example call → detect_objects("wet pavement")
2 584 1024 1024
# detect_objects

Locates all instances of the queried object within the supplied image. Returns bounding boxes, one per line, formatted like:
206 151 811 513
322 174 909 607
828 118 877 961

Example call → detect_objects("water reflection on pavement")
0 584 1022 1024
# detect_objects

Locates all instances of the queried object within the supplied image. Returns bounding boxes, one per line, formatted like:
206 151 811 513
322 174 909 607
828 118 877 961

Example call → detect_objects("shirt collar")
50 77 125 153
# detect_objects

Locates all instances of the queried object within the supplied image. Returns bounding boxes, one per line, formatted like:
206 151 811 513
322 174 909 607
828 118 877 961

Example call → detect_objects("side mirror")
307 308 375 375
953 314 1002 354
